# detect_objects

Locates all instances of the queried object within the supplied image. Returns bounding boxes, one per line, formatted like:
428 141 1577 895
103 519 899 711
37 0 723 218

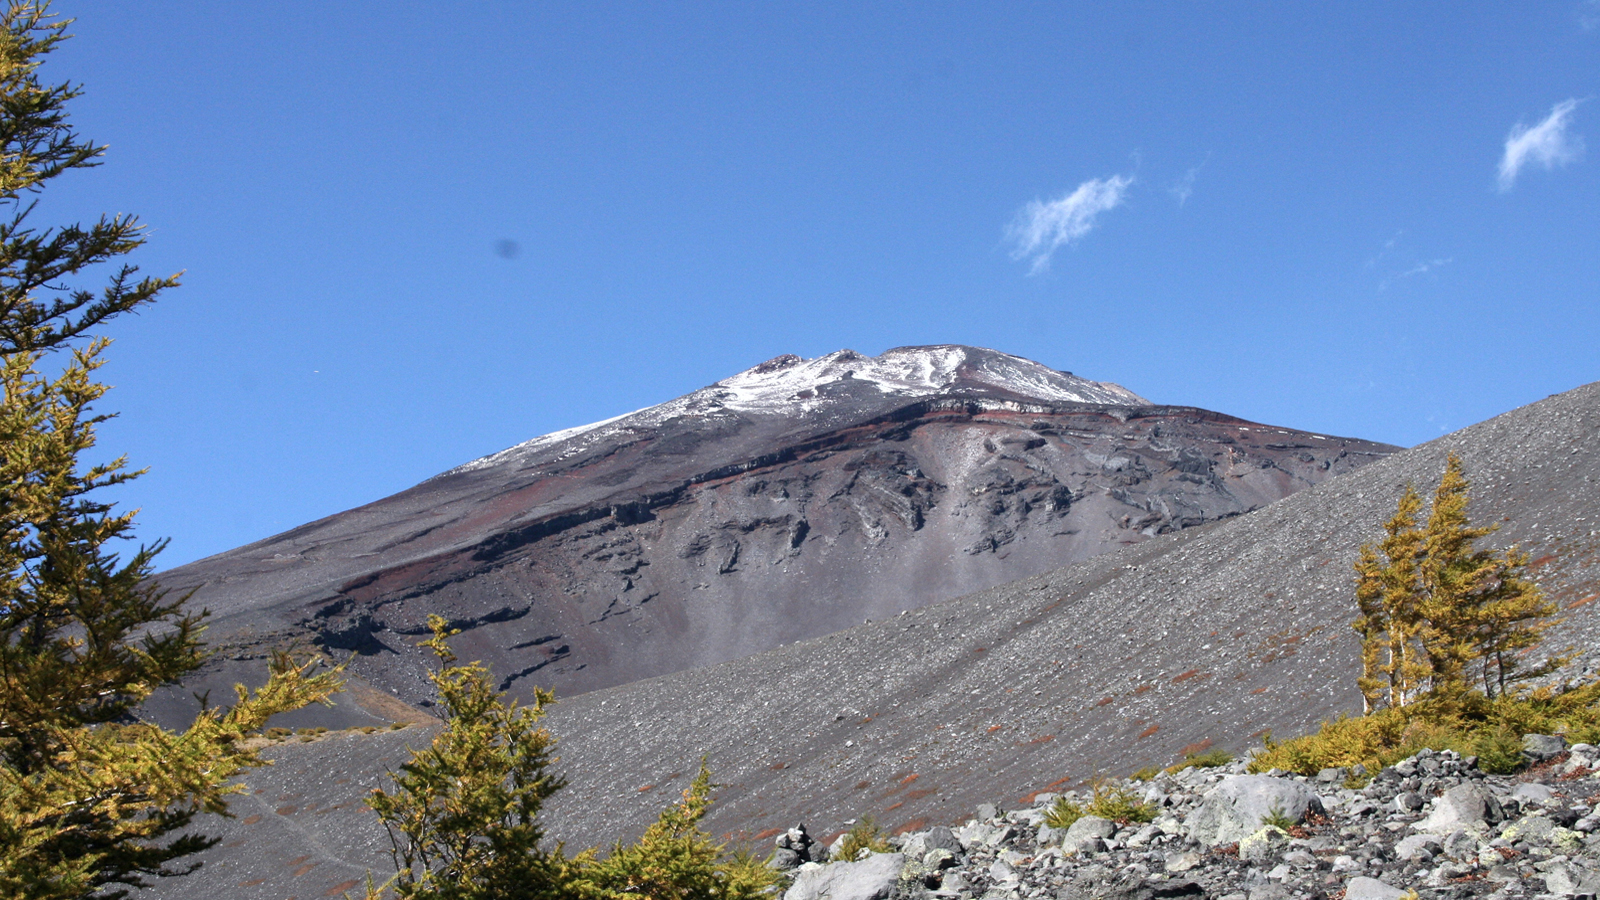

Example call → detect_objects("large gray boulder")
1522 733 1567 763
1393 833 1441 860
1183 775 1324 847
1344 876 1409 900
1413 782 1502 834
899 825 962 860
1064 815 1117 845
1542 862 1600 897
784 852 904 900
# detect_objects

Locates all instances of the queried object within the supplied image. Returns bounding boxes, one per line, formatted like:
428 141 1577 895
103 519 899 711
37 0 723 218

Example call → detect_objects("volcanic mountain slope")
136 381 1599 900
153 345 1392 707
536 380 1600 847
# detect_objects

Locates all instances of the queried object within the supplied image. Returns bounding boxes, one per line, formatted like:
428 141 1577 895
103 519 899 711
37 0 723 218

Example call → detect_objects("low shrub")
1261 802 1294 831
1045 782 1155 829
569 765 779 899
1250 681 1600 778
1164 748 1233 774
1085 782 1156 824
832 817 893 862
1042 795 1084 830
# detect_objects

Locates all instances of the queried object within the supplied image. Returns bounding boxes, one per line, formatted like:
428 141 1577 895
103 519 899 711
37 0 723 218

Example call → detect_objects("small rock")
1441 829 1479 860
1165 850 1202 873
1395 791 1425 813
1344 875 1409 900
1540 863 1587 896
1125 824 1162 847
1484 863 1520 883
1075 836 1108 855
1249 883 1291 900
1283 849 1317 868
1426 861 1474 886
1395 833 1441 860
982 823 1017 847
921 825 963 856
1239 826 1289 862
1513 782 1556 806
1523 733 1568 763
931 871 969 898
1501 814 1558 844
1065 815 1117 845
1414 781 1503 834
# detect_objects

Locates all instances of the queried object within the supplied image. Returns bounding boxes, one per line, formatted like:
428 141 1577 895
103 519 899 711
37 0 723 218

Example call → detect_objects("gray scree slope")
138 381 1598 900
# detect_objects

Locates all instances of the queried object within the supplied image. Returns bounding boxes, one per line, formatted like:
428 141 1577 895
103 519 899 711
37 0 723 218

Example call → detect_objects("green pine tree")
570 762 777 900
1352 484 1427 711
363 619 779 900
366 615 568 900
0 6 341 897
1351 453 1559 713
1417 454 1560 703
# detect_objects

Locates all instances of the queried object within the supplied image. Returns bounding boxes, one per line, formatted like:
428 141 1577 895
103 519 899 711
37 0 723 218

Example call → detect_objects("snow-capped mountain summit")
451 346 1147 477
703 345 1148 411
150 346 1394 715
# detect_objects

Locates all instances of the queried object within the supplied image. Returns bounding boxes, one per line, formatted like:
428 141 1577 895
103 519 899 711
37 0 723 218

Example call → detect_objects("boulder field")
777 737 1600 900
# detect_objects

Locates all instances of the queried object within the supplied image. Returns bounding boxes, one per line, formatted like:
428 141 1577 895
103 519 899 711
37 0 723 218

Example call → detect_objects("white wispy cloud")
1400 257 1452 278
1582 0 1600 31
1170 169 1197 207
1498 99 1585 191
1379 257 1453 292
1006 174 1133 274
1170 155 1209 207
1365 230 1404 269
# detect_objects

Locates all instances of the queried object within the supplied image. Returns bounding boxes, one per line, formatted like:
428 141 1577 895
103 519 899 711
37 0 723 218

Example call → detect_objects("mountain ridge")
149 345 1393 708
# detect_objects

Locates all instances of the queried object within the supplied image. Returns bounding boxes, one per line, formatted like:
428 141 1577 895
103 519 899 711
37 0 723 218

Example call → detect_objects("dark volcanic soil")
137 382 1599 900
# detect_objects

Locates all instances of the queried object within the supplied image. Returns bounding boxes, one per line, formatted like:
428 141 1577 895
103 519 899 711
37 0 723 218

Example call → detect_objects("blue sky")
39 2 1600 568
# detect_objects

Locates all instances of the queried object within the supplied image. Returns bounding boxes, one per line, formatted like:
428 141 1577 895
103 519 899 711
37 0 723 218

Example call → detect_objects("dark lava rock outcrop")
152 345 1392 709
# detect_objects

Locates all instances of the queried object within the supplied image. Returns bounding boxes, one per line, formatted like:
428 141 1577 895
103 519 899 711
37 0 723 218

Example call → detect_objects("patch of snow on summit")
441 409 637 476
707 346 968 413
438 345 1146 478
703 345 1145 412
